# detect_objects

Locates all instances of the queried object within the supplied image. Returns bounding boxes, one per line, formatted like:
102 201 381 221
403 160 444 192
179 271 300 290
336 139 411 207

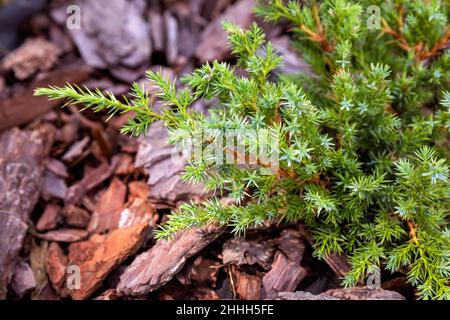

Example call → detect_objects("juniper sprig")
35 0 449 299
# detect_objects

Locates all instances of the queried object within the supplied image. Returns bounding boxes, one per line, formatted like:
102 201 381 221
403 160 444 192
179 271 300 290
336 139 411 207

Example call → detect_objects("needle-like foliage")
35 0 449 299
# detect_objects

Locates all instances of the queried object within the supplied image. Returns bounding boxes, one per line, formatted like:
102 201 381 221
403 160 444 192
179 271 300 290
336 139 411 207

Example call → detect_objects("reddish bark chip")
63 205 91 228
0 125 54 298
45 158 69 179
195 0 255 62
279 287 405 300
115 154 135 175
177 256 221 287
277 228 306 265
65 222 150 300
231 266 262 300
88 177 127 233
45 242 68 292
118 225 222 296
36 203 61 232
118 198 158 229
261 251 307 299
222 236 275 270
66 162 115 204
128 180 151 201
36 229 89 243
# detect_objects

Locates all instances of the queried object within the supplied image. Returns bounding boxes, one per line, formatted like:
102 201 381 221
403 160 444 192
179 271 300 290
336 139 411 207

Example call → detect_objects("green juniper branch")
36 0 449 299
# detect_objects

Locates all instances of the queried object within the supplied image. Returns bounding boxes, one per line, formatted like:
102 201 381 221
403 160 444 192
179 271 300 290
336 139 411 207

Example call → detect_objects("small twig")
382 18 450 64
407 220 419 245
224 146 297 178
417 28 450 63
228 265 237 300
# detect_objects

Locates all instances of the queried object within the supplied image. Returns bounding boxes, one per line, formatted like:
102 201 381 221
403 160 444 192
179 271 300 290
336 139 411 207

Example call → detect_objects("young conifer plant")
36 0 449 299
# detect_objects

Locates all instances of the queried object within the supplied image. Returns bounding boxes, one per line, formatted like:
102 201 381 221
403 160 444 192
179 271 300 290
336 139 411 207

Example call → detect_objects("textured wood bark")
135 121 210 208
0 64 91 131
117 225 222 296
65 222 150 300
0 124 55 298
52 0 151 82
195 0 255 62
36 228 89 243
323 252 352 278
324 287 405 300
2 37 60 80
230 265 262 300
277 228 306 265
87 177 127 233
261 251 307 299
279 287 405 300
10 261 37 298
45 242 68 294
222 236 276 270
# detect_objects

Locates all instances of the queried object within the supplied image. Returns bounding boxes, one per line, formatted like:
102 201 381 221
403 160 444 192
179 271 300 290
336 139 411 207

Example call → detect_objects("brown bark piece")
63 205 91 228
66 161 115 204
164 12 179 66
29 240 50 300
45 242 68 292
278 291 339 300
0 64 91 131
115 154 135 175
261 251 307 299
128 180 151 201
297 224 351 278
222 237 275 270
41 171 68 200
277 228 306 265
36 229 89 243
177 256 221 287
58 120 79 144
323 252 352 279
117 225 222 296
94 289 120 300
61 136 90 163
193 287 220 300
65 222 150 300
195 0 255 62
201 0 232 20
117 198 157 229
36 203 61 232
279 288 405 300
57 0 151 82
231 266 262 300
135 122 209 207
11 261 37 298
0 125 54 298
280 287 406 300
0 76 5 96
323 287 405 300
2 37 60 80
88 177 127 233
45 158 69 179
